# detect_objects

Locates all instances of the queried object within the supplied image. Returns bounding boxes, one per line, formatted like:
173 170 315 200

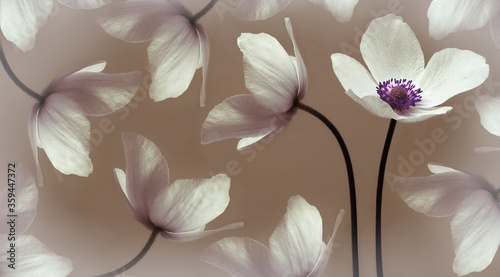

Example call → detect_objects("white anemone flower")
114 132 243 242
0 164 73 276
395 164 500 276
28 61 141 184
201 195 344 277
201 18 306 150
331 14 489 122
0 0 111 52
233 0 358 22
427 0 500 48
94 0 210 106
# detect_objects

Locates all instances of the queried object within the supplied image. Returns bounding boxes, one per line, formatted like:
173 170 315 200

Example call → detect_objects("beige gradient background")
1 0 500 276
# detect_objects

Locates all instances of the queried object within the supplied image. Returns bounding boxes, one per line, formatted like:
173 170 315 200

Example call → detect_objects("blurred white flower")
331 14 489 122
427 0 500 48
94 0 210 106
233 0 358 22
0 164 73 277
395 164 500 276
114 132 243 242
201 195 344 277
28 61 140 184
476 95 500 137
201 18 306 150
0 0 111 52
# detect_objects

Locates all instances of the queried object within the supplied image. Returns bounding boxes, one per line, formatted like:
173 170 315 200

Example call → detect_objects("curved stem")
0 41 44 103
295 100 359 277
375 119 397 277
190 0 219 24
93 228 161 277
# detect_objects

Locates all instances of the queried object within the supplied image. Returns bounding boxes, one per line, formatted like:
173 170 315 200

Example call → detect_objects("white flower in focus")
201 195 344 276
114 132 243 242
395 164 500 276
28 61 141 184
331 14 489 122
0 0 111 52
94 0 210 106
201 18 306 150
233 0 358 22
0 164 73 277
427 0 500 48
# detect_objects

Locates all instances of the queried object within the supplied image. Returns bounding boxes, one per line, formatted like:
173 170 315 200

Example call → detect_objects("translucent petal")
476 95 500 137
232 0 291 21
58 0 111 9
307 0 358 22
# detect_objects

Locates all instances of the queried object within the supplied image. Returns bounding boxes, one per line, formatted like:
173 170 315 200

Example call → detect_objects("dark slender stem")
93 228 161 277
295 100 359 277
190 0 219 23
375 119 397 277
0 41 44 102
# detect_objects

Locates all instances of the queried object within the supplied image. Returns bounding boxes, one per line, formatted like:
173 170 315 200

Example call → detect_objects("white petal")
150 174 230 233
121 132 170 223
331 53 377 98
0 235 73 277
427 0 499 39
427 163 460 174
237 130 274 151
417 48 489 107
451 190 500 275
490 12 500 48
57 0 111 9
0 0 54 51
269 195 325 276
344 92 400 120
200 237 275 277
197 24 210 107
0 164 37 235
285 18 308 100
161 222 243 242
37 94 92 176
238 32 298 113
476 95 500 137
307 0 358 22
475 147 500 153
360 14 424 83
113 168 149 227
148 16 200 102
201 95 291 147
233 0 291 21
94 0 190 42
395 169 488 217
397 105 452 123
28 105 44 186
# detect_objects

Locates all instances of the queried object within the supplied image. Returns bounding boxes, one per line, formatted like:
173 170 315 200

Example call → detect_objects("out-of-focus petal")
148 16 200 102
37 94 92 176
395 170 487 217
490 12 500 48
121 132 170 222
238 32 298 113
197 24 210 107
475 147 500 153
200 237 275 277
28 106 44 186
0 235 73 277
360 14 424 82
233 0 291 21
58 0 111 9
269 195 324 276
150 174 230 233
161 222 243 242
284 18 307 99
331 53 377 98
476 95 500 137
308 0 358 22
0 164 37 235
417 48 489 107
0 0 54 51
94 0 190 43
427 0 499 39
451 190 500 276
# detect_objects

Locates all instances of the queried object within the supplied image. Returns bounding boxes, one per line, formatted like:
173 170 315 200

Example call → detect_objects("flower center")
377 78 422 111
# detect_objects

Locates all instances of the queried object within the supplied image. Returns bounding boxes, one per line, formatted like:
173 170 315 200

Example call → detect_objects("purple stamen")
377 78 422 111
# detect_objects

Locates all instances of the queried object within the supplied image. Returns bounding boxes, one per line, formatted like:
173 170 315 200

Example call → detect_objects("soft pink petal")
148 16 200 102
57 0 111 9
94 0 190 43
427 0 499 39
417 48 489 107
490 12 500 48
285 18 308 100
200 237 275 277
197 24 210 107
161 222 243 242
37 94 92 176
233 0 291 21
0 235 73 277
360 14 424 83
238 32 298 113
0 0 54 51
308 0 358 22
451 190 500 275
476 95 500 137
331 53 378 98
